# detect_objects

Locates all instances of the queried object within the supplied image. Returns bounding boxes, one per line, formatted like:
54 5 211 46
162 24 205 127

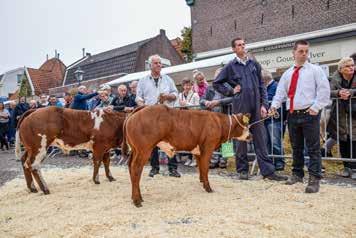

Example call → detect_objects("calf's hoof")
108 176 116 182
43 190 50 195
204 185 213 193
94 180 100 185
133 200 142 208
29 188 38 193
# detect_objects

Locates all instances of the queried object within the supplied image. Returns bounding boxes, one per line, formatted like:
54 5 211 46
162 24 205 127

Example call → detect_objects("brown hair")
231 37 244 48
182 77 193 86
293 40 309 50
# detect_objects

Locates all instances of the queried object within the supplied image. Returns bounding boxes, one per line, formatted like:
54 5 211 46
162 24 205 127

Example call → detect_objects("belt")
289 108 309 115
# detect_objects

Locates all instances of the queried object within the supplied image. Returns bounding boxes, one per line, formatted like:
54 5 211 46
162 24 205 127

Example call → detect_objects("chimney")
160 29 166 36
57 53 60 59
55 49 58 58
86 52 91 57
46 54 49 61
82 48 85 57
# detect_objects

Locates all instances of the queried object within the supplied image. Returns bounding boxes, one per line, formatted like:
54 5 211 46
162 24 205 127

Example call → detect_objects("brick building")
49 29 184 96
186 0 356 76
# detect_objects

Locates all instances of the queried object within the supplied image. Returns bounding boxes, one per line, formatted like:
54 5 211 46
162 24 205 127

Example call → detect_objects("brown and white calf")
15 107 126 194
122 105 251 207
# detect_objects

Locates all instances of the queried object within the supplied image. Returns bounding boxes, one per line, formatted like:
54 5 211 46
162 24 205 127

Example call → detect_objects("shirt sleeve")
271 71 289 109
310 66 331 112
168 76 178 98
136 78 145 104
213 65 235 97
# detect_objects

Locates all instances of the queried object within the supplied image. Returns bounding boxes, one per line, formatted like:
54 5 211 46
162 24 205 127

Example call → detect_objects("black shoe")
275 163 285 171
237 171 249 180
264 172 288 181
285 174 303 185
169 169 181 178
305 175 320 193
149 168 159 177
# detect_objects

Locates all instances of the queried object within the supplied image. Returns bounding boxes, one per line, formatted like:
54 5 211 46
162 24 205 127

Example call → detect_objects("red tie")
288 66 302 113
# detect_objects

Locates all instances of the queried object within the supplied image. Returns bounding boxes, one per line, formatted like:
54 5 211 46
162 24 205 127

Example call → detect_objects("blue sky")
0 0 191 73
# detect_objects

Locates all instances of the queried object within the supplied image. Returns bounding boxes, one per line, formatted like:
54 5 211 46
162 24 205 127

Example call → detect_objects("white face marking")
32 134 47 170
90 110 105 130
51 139 94 154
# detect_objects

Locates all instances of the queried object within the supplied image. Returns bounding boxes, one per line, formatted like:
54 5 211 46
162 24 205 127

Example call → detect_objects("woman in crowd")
327 57 356 179
193 70 209 98
176 78 200 167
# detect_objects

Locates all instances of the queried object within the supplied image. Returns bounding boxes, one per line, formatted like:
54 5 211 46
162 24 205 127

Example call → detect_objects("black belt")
289 108 309 115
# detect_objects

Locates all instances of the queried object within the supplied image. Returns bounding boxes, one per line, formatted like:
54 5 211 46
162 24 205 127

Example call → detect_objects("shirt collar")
234 55 249 65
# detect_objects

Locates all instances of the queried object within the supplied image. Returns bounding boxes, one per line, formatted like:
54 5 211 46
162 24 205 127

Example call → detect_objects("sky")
0 0 191 73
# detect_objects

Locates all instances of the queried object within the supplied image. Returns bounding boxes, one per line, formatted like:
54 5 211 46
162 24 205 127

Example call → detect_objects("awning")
105 54 235 86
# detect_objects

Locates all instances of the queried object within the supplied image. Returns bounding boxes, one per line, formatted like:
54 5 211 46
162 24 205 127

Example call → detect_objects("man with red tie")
270 40 330 193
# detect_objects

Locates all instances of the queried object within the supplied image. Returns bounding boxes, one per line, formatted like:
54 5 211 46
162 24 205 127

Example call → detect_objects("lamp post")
74 67 84 86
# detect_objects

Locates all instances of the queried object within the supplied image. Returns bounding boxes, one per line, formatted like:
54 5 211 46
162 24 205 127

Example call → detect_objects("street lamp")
74 67 84 85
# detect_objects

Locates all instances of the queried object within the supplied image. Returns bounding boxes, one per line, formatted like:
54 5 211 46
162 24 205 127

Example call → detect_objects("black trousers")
339 137 356 169
0 122 8 148
288 112 322 178
150 147 178 171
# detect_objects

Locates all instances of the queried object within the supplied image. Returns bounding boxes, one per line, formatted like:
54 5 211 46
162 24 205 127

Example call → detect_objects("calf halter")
227 114 245 141
247 111 280 128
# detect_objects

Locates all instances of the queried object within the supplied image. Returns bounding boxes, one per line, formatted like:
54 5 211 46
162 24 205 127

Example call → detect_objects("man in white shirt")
270 40 330 193
136 54 181 178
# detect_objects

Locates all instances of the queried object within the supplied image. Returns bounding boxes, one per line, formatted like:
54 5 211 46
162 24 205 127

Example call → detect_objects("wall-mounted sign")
254 37 356 70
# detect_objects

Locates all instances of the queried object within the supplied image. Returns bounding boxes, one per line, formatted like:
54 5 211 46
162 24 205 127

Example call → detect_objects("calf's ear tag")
242 115 249 124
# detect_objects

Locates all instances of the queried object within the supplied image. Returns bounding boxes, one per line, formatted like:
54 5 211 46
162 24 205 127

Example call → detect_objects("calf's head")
231 113 252 142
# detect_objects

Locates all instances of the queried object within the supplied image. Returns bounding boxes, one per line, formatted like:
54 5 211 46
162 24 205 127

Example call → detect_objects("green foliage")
19 74 32 97
181 26 193 62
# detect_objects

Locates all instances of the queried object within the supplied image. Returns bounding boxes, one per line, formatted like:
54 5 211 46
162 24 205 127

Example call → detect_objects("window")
17 74 23 85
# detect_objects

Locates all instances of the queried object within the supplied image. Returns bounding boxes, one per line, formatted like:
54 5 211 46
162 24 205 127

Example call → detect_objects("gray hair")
338 57 354 71
261 69 273 81
148 54 162 69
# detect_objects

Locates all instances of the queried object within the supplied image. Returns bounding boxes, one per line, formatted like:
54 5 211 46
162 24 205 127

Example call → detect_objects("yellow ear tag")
242 115 249 124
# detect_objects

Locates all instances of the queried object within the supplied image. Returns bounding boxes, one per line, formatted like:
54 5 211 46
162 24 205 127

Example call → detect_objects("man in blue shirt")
270 40 330 193
213 37 287 181
136 54 180 178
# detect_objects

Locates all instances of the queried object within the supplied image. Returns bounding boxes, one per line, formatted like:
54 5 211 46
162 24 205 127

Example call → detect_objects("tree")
19 74 32 97
181 26 193 62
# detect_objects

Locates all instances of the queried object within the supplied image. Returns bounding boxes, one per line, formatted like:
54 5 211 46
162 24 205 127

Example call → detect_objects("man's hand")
307 108 318 116
339 89 351 100
268 107 277 116
205 100 219 109
261 106 267 118
233 84 241 94
159 93 176 103
124 107 133 113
